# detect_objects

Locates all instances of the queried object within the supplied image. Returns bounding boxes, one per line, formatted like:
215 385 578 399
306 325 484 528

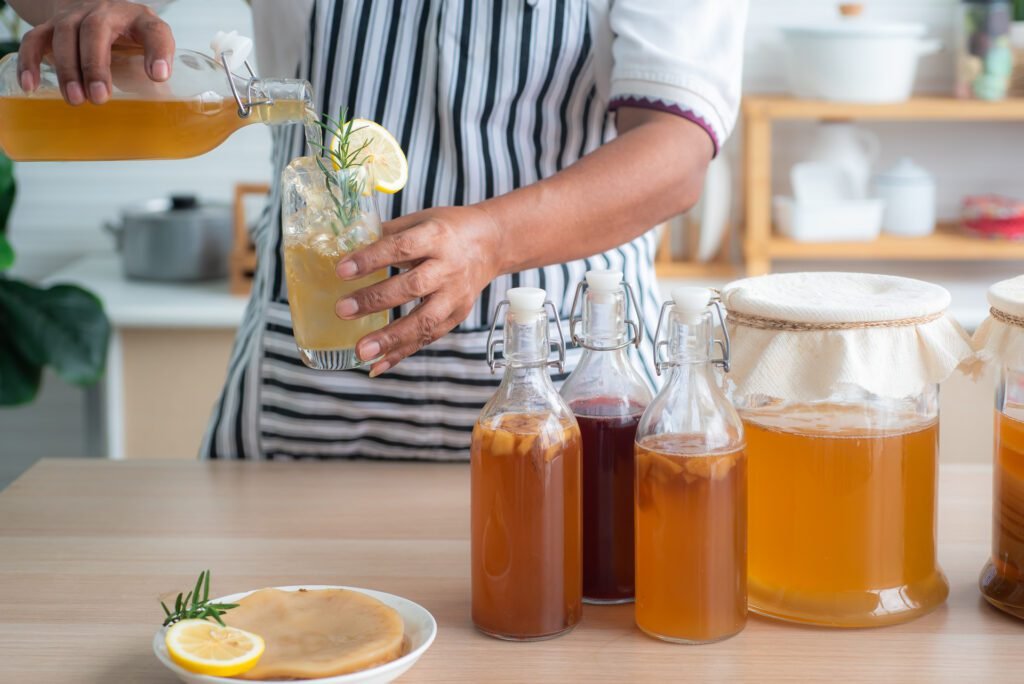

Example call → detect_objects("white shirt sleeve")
607 0 748 154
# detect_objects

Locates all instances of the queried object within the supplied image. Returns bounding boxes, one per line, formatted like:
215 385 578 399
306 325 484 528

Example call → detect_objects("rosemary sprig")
305 106 373 237
160 570 239 627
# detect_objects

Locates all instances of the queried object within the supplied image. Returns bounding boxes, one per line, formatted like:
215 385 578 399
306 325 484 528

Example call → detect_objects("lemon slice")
331 119 408 194
165 619 265 677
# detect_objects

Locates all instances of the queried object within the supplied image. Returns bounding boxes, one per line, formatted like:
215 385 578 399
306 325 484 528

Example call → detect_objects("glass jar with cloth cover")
721 272 975 628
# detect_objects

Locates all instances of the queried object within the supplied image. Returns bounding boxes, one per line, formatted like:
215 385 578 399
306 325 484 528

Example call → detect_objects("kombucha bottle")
980 368 1024 619
0 42 312 161
471 287 582 640
634 288 746 644
560 270 652 604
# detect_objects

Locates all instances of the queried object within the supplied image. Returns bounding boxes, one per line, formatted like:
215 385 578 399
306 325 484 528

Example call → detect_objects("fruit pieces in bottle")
980 406 1024 619
634 434 747 644
571 398 643 604
470 412 582 640
744 402 948 627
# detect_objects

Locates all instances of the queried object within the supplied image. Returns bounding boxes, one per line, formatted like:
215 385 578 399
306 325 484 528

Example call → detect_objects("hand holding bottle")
12 0 175 105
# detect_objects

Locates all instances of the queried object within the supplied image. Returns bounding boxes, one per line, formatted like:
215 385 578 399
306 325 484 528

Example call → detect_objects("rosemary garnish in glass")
160 570 239 627
306 107 373 242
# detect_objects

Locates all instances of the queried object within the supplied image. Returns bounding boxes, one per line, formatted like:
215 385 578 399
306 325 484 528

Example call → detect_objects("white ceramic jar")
873 158 937 237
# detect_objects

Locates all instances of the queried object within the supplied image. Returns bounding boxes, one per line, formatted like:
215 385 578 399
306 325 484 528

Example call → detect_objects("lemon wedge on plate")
331 119 408 194
165 619 265 677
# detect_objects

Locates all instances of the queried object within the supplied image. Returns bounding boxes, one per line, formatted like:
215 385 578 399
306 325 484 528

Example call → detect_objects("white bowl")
153 585 437 684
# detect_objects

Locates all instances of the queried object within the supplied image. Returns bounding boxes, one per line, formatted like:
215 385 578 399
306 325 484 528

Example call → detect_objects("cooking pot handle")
103 220 124 251
916 38 942 56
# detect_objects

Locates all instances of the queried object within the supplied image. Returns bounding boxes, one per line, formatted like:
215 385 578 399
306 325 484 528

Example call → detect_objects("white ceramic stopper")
210 30 253 71
672 287 711 322
585 270 623 293
507 287 547 315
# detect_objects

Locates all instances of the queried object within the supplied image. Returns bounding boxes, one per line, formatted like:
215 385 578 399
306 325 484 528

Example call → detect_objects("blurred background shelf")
742 94 1024 275
764 222 1024 260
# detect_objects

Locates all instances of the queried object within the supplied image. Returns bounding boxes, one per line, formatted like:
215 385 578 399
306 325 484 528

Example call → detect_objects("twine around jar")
726 310 944 332
991 307 1024 329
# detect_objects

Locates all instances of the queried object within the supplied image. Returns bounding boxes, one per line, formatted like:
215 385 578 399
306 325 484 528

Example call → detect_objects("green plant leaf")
0 151 14 236
0 233 12 271
0 327 42 406
0 280 110 385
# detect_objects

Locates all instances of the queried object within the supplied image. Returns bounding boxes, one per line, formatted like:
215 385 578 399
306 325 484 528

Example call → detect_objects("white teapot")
805 122 880 199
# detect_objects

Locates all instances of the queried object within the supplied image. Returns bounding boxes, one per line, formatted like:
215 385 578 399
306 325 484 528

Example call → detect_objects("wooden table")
0 460 1020 683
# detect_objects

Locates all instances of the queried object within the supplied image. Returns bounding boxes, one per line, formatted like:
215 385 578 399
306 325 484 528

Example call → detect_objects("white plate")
153 585 437 684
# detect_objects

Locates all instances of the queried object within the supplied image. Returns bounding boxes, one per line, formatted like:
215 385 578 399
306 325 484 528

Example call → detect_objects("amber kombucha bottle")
634 288 746 644
471 288 582 640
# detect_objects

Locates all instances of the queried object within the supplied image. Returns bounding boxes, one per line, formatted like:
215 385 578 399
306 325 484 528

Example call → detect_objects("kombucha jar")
560 270 653 604
471 288 582 640
977 276 1024 620
634 288 747 644
722 273 975 628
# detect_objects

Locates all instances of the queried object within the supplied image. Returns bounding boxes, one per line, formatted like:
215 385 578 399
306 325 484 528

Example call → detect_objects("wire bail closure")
567 279 643 352
219 53 270 119
652 295 731 375
486 300 567 374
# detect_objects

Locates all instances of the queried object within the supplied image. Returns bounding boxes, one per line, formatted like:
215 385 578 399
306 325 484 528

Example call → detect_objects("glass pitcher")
0 43 312 161
634 287 747 644
471 287 582 640
560 270 651 604
977 277 1024 619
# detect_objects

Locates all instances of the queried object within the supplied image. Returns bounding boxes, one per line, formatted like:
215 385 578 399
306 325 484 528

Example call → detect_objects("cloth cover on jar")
720 272 976 403
975 275 1024 370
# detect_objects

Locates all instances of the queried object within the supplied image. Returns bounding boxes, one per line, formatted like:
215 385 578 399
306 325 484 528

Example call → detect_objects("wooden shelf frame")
742 95 1024 275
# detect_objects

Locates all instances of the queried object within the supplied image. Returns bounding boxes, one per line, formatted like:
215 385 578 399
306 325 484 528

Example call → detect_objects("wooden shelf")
741 94 1024 274
744 95 1024 121
654 261 740 280
761 223 1024 261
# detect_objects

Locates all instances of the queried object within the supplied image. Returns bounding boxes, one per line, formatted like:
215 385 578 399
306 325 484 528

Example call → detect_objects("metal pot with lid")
106 195 233 282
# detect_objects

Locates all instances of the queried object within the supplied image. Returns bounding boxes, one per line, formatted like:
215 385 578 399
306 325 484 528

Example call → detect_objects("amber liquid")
283 232 389 352
634 435 747 644
980 408 1024 619
572 399 642 604
470 413 582 640
0 96 309 161
745 403 948 627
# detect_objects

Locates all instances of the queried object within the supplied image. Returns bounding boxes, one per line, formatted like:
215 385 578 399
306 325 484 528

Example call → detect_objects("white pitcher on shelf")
805 121 880 199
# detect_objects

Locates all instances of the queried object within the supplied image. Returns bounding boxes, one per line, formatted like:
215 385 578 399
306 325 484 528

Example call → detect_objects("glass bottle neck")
579 288 629 349
504 309 551 368
243 78 313 125
666 310 713 365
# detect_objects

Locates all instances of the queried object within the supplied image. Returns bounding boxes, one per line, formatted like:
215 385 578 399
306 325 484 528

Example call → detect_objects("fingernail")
359 341 381 361
336 298 359 318
65 82 85 105
151 59 170 80
19 71 35 92
88 81 109 104
369 362 391 378
336 260 358 279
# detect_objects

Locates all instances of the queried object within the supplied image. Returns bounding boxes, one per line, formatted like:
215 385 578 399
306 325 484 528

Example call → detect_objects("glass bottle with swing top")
634 287 747 644
560 270 652 604
0 32 313 161
471 287 582 641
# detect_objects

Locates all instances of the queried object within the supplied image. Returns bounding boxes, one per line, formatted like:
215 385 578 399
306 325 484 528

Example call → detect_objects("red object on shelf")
962 195 1024 240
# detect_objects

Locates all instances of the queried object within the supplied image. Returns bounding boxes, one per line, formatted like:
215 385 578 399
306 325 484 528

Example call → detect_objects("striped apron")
202 0 662 460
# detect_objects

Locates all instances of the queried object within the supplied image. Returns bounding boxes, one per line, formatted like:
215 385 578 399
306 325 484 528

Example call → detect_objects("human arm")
337 0 748 376
337 110 713 377
9 0 175 105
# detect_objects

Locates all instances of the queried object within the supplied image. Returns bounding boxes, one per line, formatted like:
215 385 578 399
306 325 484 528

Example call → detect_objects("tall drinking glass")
281 156 389 370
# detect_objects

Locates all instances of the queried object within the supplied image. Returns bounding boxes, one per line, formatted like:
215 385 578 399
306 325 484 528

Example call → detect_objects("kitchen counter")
0 459 1018 682
46 253 248 328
